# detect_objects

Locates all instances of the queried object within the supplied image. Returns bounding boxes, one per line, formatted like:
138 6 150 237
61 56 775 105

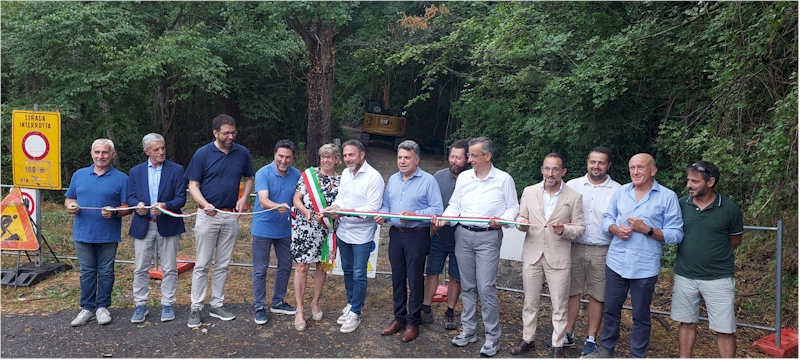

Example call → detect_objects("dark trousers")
600 265 658 358
388 227 431 326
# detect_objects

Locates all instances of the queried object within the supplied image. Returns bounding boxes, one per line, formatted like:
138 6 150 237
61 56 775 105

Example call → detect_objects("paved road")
2 299 587 358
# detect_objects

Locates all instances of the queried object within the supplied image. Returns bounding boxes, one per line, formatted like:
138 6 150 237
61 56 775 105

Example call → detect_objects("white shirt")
331 161 385 244
442 165 519 228
566 174 621 246
541 181 563 219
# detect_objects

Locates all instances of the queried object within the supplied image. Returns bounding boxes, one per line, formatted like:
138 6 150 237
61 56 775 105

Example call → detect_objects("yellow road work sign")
1 188 39 251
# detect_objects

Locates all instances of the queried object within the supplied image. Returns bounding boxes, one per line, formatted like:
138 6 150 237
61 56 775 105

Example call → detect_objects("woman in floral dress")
291 143 341 330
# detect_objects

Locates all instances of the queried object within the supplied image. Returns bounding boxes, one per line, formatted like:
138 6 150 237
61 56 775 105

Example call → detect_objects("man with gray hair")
127 133 187 323
65 139 132 327
433 136 519 357
375 140 443 342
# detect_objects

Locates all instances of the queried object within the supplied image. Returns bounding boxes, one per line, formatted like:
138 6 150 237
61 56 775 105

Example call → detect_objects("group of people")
64 113 743 358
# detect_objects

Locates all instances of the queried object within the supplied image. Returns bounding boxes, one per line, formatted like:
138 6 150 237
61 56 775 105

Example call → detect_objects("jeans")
74 241 118 312
600 265 658 358
337 238 371 315
252 235 292 309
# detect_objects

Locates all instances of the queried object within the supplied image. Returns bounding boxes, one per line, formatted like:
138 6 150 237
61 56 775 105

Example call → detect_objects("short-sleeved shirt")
65 165 128 243
674 193 744 280
251 162 301 239
434 168 458 246
185 141 255 209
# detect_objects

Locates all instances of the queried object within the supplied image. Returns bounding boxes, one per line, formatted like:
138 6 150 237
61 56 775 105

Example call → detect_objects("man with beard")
585 153 683 358
670 161 742 358
420 139 470 330
250 140 301 325
561 147 621 355
376 140 442 342
324 139 385 333
185 114 255 327
433 137 519 357
511 153 585 358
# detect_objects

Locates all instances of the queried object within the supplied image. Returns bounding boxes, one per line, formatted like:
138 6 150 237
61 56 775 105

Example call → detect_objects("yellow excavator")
360 82 406 148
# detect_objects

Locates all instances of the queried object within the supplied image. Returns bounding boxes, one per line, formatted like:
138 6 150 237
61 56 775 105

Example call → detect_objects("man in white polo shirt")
324 139 384 334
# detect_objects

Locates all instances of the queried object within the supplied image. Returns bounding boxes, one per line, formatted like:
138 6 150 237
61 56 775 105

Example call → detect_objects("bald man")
584 153 684 358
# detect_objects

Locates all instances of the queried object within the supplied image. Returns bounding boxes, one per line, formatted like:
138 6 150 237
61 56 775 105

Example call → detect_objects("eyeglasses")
467 153 486 159
691 163 713 179
218 131 238 137
541 166 562 173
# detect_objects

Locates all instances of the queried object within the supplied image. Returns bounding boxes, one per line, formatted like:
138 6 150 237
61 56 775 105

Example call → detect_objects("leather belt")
149 217 157 222
392 226 430 233
460 224 497 232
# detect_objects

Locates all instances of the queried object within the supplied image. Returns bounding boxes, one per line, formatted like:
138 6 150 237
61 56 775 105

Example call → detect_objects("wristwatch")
647 226 654 236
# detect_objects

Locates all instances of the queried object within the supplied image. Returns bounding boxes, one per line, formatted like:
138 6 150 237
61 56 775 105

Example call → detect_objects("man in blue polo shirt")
185 114 255 328
65 139 132 327
251 139 301 325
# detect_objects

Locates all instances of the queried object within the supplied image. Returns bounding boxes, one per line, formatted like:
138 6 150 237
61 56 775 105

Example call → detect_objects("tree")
277 2 355 167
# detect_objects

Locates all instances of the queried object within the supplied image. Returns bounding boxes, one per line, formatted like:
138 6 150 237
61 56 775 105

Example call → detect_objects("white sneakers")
71 309 96 327
96 307 112 325
339 311 360 333
337 304 352 325
72 307 111 326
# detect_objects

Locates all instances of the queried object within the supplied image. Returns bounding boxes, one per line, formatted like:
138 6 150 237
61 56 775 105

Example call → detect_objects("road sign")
12 110 61 190
18 188 40 230
332 224 381 278
1 188 39 251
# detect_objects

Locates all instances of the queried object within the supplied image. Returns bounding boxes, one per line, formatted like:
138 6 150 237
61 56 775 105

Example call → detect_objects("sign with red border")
12 110 61 190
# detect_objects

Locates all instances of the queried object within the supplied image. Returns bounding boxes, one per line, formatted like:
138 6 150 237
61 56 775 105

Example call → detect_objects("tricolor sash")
301 167 337 270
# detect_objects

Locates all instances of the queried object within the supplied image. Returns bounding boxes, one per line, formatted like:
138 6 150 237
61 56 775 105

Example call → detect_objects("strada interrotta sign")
12 110 61 190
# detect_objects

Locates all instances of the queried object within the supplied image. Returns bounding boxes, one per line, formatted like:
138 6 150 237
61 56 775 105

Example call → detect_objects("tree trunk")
289 18 335 168
155 77 178 161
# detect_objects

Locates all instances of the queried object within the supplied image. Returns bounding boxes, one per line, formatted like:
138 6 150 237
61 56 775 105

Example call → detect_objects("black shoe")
420 308 434 324
444 311 458 330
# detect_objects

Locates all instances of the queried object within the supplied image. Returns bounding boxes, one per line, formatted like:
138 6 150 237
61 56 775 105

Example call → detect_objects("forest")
1 1 797 322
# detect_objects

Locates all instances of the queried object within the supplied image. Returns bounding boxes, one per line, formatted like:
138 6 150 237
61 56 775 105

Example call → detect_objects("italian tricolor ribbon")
325 209 585 227
302 167 337 270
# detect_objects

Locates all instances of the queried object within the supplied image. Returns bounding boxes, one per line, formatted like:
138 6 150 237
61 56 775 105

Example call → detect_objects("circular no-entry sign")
21 131 50 161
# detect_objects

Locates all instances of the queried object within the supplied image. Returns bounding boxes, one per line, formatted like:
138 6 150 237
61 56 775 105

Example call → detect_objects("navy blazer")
127 159 187 239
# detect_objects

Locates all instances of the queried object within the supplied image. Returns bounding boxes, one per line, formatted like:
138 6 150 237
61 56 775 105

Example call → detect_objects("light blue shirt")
379 167 443 228
147 159 162 217
602 179 683 279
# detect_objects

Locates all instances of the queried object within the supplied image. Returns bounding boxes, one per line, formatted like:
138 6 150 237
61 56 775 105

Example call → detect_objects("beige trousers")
521 256 570 346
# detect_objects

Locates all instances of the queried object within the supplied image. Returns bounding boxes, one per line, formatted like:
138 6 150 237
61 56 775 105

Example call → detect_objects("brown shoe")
401 325 419 342
552 347 565 358
380 320 405 336
510 339 534 355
